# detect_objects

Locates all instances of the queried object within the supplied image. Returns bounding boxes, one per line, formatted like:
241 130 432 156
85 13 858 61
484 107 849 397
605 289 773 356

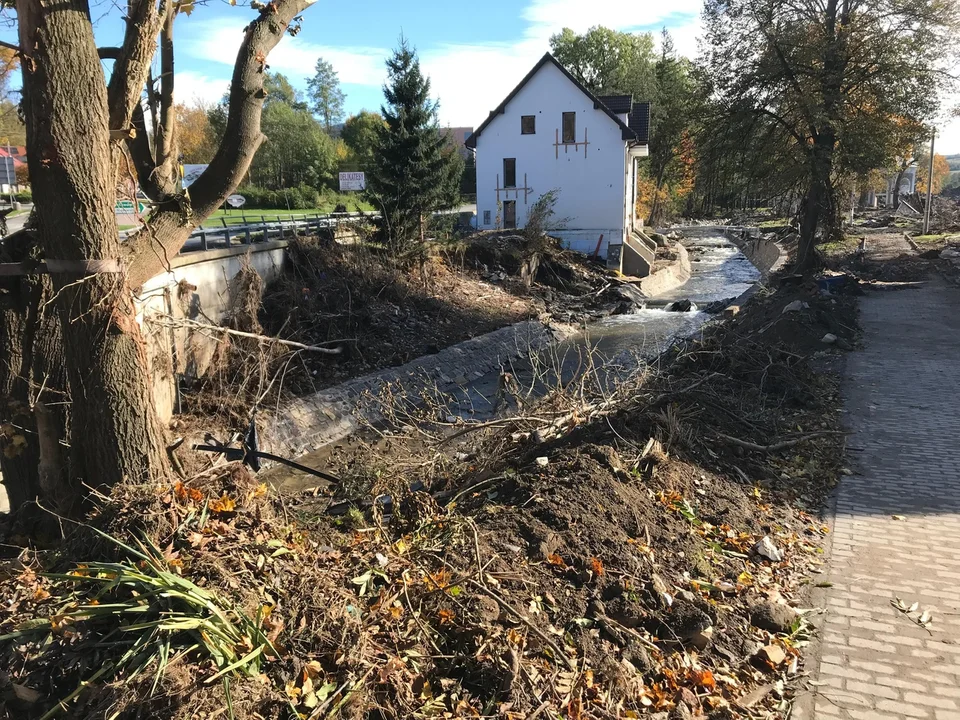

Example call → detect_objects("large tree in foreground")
366 39 462 254
701 0 959 269
0 0 315 512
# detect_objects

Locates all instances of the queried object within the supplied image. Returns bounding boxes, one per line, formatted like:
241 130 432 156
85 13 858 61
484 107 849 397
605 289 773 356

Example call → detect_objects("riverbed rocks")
749 599 799 634
665 299 694 312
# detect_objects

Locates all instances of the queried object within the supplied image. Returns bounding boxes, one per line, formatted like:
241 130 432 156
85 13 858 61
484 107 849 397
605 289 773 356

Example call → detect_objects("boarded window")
562 112 576 143
521 115 536 134
503 158 517 188
503 200 517 229
483 210 491 225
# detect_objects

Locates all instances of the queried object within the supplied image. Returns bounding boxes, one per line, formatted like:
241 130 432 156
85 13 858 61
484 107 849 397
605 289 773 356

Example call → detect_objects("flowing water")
265 229 758 488
584 229 760 359
442 228 760 422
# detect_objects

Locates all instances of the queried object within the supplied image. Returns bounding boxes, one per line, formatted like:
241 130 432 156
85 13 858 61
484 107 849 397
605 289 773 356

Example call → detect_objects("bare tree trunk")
893 167 905 210
17 0 170 492
0 231 71 514
797 135 834 272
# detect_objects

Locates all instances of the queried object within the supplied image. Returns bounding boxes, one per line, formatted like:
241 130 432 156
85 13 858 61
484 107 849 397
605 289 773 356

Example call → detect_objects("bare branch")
106 0 168 133
146 315 344 354
124 0 317 288
153 0 178 190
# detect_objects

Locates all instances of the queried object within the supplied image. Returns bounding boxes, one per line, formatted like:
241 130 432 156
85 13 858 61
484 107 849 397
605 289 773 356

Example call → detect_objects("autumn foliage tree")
701 0 960 269
917 153 951 195
0 0 317 516
176 101 218 163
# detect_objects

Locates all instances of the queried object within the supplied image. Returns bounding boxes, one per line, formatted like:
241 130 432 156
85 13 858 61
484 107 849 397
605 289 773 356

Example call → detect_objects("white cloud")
175 70 230 106
177 1 706 128
663 17 703 61
420 1 706 128
421 40 545 128
183 19 386 88
521 0 702 41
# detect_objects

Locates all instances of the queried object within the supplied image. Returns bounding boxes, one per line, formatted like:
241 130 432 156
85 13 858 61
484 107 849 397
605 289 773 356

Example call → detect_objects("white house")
465 53 651 265
885 164 917 207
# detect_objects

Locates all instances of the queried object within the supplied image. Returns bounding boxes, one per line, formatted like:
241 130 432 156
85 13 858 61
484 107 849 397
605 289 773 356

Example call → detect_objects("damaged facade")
466 53 651 266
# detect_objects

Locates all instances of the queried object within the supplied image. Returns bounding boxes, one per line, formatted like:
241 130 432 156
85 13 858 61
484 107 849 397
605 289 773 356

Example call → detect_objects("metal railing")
180 211 374 253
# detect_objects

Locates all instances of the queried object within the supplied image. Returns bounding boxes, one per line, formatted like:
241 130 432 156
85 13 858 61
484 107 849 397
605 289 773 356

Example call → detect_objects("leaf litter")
0 280 855 719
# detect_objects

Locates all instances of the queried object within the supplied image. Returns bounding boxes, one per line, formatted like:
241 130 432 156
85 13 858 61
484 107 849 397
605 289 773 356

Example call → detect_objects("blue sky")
2 0 959 151
79 0 705 128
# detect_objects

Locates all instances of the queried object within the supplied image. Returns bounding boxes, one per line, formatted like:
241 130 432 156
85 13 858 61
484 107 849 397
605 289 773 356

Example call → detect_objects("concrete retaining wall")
261 319 576 458
136 241 289 422
724 227 785 278
638 242 691 297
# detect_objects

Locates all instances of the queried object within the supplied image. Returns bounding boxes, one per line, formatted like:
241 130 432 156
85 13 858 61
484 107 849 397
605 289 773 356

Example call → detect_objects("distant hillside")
947 154 960 172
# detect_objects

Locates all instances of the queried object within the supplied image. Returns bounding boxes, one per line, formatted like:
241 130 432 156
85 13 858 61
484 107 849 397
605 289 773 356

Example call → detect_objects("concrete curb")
262 319 578 459
903 232 921 254
723 226 786 278
638 242 692 297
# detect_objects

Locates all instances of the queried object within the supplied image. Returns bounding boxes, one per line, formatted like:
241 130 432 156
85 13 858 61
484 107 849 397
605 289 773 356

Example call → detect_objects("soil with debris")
178 233 659 428
0 265 857 719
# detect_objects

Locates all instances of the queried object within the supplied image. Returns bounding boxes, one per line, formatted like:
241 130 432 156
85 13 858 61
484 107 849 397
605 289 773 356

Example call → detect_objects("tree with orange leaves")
917 153 951 195
702 0 960 269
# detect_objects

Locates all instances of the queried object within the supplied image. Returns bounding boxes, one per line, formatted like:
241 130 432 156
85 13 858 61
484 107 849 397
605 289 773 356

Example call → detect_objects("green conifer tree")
368 38 463 253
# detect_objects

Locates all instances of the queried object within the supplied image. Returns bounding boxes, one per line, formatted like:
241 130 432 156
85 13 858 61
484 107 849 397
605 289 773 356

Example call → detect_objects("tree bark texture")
123 0 317 289
5 0 315 507
796 136 834 271
17 0 170 491
0 231 70 513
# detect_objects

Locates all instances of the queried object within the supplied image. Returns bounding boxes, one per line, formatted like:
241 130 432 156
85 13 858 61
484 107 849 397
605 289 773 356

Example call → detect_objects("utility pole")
923 128 936 235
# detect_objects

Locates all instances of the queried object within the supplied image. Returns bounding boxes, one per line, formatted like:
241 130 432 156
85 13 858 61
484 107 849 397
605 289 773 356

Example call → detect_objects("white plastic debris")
821 333 837 344
753 535 784 562
781 300 808 314
535 456 549 467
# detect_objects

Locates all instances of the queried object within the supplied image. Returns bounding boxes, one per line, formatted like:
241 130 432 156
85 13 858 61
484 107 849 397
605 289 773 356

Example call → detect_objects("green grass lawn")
820 236 862 258
757 217 791 227
201 203 374 228
912 233 959 244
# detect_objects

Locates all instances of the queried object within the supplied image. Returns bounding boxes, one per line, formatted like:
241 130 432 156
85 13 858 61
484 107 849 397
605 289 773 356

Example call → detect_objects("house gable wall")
473 61 626 255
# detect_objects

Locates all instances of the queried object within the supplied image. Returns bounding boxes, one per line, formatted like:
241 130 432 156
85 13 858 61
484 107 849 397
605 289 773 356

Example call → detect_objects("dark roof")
628 102 651 144
598 95 633 114
464 53 649 149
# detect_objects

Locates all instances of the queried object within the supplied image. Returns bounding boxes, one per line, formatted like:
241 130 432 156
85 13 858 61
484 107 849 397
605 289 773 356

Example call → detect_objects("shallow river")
266 228 759 488
585 229 759 359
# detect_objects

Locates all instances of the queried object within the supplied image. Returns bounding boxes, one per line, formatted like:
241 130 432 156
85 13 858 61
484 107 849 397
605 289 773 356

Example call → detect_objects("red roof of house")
0 146 27 167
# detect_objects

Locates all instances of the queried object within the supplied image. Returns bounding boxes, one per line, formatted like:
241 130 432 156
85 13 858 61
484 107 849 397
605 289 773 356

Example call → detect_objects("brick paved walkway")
802 265 960 719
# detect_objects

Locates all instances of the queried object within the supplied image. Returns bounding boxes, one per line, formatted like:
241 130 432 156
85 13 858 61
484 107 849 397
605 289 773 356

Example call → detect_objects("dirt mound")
0 279 852 720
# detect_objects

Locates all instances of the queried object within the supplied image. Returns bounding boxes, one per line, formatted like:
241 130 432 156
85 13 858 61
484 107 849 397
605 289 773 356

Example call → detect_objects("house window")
503 158 516 188
483 210 491 226
562 112 576 143
503 200 517 229
521 115 536 134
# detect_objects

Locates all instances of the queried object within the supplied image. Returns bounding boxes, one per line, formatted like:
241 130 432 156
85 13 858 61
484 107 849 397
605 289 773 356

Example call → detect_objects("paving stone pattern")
801 267 960 718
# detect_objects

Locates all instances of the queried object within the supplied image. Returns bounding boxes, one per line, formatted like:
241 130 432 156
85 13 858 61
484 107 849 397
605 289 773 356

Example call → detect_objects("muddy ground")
176 232 673 436
0 248 864 719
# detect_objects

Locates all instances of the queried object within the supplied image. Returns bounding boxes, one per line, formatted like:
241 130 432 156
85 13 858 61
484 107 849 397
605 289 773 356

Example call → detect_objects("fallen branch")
146 314 343 354
467 579 577 671
714 430 844 453
436 416 556 447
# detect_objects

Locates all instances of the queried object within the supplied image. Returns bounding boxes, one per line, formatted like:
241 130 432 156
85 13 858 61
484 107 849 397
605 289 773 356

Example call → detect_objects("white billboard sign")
339 171 366 192
182 164 208 189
